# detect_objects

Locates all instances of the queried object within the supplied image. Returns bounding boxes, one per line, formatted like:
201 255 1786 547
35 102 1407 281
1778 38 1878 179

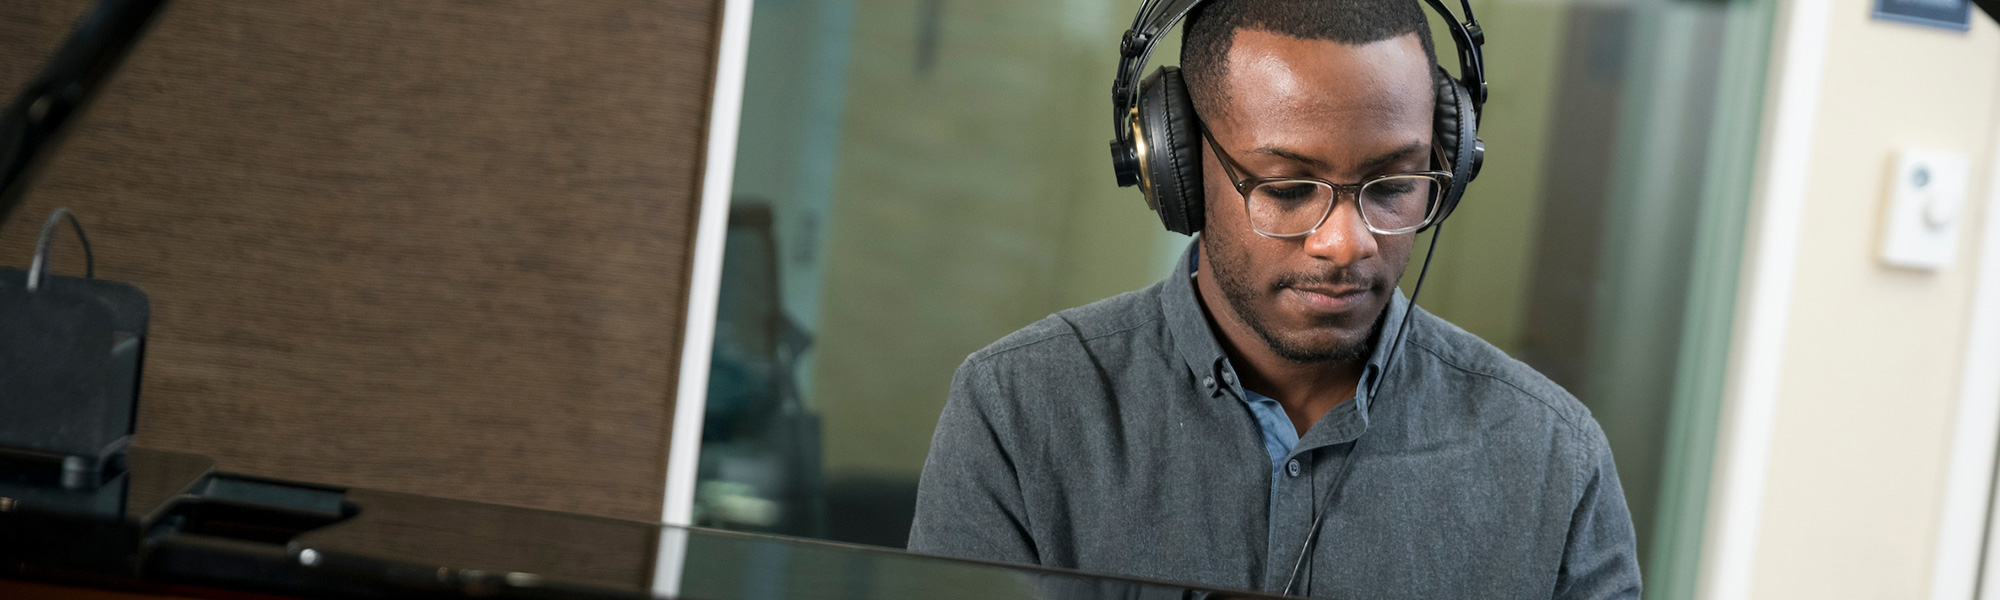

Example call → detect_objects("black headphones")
1108 0 1489 236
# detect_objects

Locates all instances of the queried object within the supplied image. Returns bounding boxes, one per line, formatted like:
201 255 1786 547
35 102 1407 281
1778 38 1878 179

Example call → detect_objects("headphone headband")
1110 0 1488 146
1111 0 1206 142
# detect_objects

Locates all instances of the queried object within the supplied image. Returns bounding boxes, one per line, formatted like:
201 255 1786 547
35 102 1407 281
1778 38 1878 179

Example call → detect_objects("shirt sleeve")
1554 426 1644 600
906 357 1039 565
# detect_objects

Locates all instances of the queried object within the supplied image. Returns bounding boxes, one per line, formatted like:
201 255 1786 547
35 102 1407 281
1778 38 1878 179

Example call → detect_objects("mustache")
1271 266 1378 290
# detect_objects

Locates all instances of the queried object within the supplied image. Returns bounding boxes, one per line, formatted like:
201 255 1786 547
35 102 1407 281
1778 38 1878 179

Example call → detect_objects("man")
908 1 1641 599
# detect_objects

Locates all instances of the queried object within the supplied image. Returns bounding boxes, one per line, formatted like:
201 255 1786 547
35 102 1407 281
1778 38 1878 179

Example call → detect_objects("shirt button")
1203 376 1217 390
1221 371 1236 386
1286 459 1302 477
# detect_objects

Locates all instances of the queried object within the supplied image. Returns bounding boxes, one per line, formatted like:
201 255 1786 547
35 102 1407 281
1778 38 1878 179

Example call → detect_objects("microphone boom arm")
0 0 169 231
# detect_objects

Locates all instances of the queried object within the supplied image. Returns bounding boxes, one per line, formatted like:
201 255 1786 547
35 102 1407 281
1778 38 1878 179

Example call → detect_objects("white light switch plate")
1881 147 1971 270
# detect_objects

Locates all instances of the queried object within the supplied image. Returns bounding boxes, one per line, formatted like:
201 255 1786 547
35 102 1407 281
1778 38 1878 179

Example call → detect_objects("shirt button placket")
1266 452 1316 592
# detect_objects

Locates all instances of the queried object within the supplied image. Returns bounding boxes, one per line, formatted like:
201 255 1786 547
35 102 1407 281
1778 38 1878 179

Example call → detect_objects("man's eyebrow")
1249 141 1431 175
1248 146 1332 171
1356 142 1431 173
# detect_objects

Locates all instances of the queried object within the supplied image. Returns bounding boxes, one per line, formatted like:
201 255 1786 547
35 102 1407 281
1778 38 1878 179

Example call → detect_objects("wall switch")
1880 147 1971 270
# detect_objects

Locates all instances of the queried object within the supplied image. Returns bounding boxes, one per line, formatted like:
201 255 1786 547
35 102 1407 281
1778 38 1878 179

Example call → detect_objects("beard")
1204 229 1387 364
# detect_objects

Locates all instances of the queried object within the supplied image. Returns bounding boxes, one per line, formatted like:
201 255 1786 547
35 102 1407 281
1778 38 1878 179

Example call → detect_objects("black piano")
0 448 1281 600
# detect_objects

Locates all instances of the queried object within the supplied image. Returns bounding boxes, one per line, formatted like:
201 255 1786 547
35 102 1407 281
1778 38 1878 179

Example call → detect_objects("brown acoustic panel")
0 0 720 521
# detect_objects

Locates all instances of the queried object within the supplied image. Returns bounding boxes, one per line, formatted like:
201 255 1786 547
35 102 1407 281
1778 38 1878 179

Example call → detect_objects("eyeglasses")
1201 125 1452 238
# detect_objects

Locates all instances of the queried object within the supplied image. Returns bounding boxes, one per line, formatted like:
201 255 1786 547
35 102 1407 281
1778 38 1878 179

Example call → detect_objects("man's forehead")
1206 30 1435 171
1213 29 1434 118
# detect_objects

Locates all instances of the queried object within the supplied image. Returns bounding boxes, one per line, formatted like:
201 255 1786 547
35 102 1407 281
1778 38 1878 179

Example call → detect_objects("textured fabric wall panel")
0 0 720 521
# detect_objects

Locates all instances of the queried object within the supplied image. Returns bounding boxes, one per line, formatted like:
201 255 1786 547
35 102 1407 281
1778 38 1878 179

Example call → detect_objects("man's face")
1199 30 1435 363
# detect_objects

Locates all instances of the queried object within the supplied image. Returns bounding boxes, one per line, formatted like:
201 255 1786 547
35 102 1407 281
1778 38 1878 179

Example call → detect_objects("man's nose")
1302 195 1379 264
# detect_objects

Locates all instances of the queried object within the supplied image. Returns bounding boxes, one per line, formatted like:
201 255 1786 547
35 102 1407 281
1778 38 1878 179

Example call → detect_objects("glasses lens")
1245 180 1335 236
1359 175 1440 232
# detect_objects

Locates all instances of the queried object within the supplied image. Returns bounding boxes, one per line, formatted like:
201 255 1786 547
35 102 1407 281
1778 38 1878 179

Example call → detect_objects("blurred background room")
3 1 1999 599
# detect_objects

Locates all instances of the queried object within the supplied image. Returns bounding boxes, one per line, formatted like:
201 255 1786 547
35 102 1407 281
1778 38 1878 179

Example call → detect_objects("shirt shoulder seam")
967 313 1166 365
967 327 1074 364
1075 314 1166 343
1405 338 1589 434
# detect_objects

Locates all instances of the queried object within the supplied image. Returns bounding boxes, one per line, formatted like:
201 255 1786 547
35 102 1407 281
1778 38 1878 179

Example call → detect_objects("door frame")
661 0 757 531
1693 1 1833 600
1930 64 2000 600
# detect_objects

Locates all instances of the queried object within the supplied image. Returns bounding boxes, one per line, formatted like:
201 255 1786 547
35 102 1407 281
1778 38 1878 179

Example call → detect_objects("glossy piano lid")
1 448 1288 600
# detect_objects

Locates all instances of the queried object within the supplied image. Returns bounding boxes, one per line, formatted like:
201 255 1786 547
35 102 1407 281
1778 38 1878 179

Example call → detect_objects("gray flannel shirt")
908 243 1641 599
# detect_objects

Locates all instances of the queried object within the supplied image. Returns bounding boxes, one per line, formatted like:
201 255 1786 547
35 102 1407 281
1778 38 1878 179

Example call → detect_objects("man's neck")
1193 250 1366 436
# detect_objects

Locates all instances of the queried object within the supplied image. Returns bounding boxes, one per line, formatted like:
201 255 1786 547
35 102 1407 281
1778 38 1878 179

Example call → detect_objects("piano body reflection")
0 448 1285 600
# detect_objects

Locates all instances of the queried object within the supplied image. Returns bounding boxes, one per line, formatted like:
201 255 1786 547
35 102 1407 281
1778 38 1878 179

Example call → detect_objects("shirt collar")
1158 238 1408 417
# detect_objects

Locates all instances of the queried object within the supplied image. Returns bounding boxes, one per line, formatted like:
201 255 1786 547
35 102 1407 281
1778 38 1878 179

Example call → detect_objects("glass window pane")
697 0 1187 544
1407 2 1772 595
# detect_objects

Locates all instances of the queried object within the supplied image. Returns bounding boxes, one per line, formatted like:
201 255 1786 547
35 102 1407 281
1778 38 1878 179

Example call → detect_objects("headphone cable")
1278 220 1446 597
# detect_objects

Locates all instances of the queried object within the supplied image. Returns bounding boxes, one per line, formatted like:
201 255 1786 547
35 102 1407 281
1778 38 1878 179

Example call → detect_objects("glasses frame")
1200 124 1454 238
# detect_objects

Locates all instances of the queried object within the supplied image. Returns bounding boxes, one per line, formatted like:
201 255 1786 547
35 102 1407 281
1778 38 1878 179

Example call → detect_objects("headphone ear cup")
1138 66 1205 235
1429 65 1481 226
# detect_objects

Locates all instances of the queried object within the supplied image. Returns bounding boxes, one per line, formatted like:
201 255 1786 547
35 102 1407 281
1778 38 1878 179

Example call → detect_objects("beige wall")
1746 3 2000 598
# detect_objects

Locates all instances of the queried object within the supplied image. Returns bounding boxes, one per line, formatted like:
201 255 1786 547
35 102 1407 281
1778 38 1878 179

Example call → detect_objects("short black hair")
1181 0 1438 119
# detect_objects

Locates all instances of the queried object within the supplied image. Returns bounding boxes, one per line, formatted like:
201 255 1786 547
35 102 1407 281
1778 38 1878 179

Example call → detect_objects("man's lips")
1281 285 1371 313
